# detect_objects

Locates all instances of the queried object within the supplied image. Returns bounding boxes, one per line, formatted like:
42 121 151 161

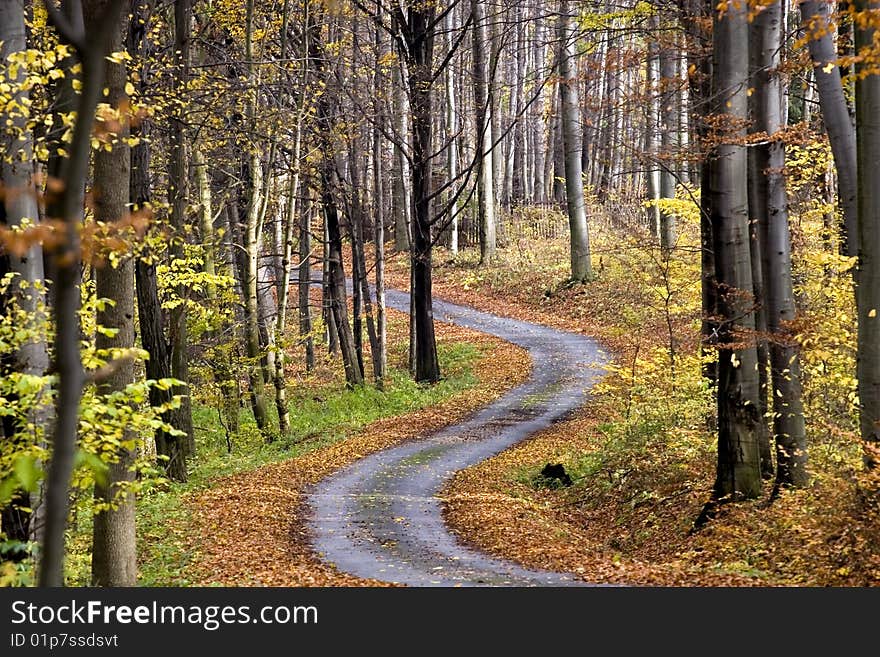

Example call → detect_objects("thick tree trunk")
747 15 774 479
86 3 136 587
855 0 880 465
408 5 441 383
709 0 763 500
132 138 187 481
557 0 592 282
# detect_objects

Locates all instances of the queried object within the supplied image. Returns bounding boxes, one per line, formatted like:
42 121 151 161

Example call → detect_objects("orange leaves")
0 187 153 266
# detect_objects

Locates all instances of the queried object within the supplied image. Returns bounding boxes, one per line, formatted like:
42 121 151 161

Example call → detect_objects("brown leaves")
183 316 531 587
0 193 152 266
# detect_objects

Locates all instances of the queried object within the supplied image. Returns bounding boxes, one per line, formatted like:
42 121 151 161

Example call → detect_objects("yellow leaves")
106 51 132 65
870 309 877 318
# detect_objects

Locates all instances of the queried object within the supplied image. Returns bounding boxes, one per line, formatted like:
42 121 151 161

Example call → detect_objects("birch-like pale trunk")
243 0 271 433
392 55 411 252
444 7 460 255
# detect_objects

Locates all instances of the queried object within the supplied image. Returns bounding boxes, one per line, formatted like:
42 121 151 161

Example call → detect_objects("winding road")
307 288 608 586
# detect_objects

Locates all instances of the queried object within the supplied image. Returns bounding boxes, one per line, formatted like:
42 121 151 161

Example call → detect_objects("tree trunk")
392 54 411 252
169 0 195 455
753 0 808 486
709 0 763 500
298 197 314 372
472 0 496 264
659 45 677 250
680 0 718 388
84 2 136 587
242 0 271 434
557 0 592 282
308 9 362 386
132 134 188 481
855 0 880 465
645 27 661 235
0 0 53 548
444 8 460 255
373 20 387 388
407 4 441 383
39 0 127 588
800 0 858 256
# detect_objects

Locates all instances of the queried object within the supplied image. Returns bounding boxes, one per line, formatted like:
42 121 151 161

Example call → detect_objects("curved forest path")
307 287 609 586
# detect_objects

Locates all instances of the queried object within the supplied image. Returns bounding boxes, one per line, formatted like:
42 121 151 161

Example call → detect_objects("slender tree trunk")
472 0 496 264
558 0 592 282
680 0 718 388
193 148 216 290
659 45 677 250
645 28 661 235
308 10 362 386
800 0 859 256
532 17 547 205
242 0 271 434
444 8 460 255
39 0 127 588
273 175 297 435
299 196 315 371
392 55 411 252
169 0 195 455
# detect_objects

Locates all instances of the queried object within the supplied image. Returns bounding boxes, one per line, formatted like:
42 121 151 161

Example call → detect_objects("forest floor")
150 229 879 587
179 311 532 586
383 233 880 586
